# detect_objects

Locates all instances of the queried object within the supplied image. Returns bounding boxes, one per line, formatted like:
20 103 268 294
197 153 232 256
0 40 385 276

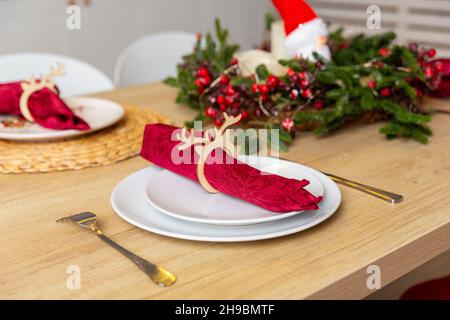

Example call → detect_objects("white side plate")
145 156 324 225
0 97 124 141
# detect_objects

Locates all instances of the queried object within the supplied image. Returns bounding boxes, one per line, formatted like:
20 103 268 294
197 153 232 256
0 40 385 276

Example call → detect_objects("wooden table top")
1 82 450 299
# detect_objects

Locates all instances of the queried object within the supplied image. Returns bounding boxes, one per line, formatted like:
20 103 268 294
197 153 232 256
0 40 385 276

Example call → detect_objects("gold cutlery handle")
90 227 176 287
323 172 403 204
433 109 450 115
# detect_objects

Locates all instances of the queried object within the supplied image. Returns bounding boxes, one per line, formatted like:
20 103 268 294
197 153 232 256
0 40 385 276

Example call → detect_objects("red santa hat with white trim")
272 0 331 61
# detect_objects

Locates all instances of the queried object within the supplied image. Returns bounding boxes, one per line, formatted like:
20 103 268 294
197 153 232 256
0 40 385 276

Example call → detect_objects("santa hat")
272 0 331 60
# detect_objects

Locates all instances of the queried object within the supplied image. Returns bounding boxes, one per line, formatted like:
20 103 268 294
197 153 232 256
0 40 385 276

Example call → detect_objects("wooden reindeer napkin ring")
176 113 242 193
19 63 66 122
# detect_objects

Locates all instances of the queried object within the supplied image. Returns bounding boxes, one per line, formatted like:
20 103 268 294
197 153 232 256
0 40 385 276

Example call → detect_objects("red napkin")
400 275 450 300
140 123 322 213
0 81 89 130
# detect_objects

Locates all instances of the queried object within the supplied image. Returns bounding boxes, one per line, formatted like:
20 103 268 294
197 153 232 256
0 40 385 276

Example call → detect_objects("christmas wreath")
164 19 446 148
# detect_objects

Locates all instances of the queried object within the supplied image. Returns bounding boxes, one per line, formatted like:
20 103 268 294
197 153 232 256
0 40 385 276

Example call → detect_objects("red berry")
299 79 308 88
194 79 204 93
199 75 211 85
425 67 434 78
434 61 444 72
219 75 230 85
367 81 376 89
225 96 234 105
217 95 225 104
287 68 295 76
197 67 209 78
231 102 240 110
290 89 299 99
219 104 227 111
418 48 427 59
230 57 238 65
251 83 260 93
380 87 391 97
299 71 308 79
282 118 295 131
259 84 270 95
427 48 437 58
213 118 223 127
204 106 217 117
313 100 324 109
379 47 390 57
224 85 235 96
267 75 280 88
302 88 312 99
241 111 249 120
290 73 299 83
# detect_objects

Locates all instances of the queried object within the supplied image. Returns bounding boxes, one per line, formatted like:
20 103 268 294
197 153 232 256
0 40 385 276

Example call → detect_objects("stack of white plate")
111 156 341 242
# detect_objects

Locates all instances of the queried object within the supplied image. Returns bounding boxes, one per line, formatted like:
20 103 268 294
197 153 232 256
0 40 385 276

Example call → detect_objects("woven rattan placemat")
0 105 170 173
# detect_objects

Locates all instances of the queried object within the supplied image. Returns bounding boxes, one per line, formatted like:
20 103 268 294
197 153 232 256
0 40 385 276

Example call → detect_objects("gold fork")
56 212 176 287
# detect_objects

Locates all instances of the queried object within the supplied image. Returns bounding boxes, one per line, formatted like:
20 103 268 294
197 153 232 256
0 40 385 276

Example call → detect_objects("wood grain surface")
1 82 449 299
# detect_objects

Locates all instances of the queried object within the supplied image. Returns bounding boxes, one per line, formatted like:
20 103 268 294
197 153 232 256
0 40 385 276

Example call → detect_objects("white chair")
114 31 197 86
0 52 115 97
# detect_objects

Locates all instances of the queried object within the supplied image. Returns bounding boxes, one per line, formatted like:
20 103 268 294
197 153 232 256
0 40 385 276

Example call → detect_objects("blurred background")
0 0 271 78
0 0 449 81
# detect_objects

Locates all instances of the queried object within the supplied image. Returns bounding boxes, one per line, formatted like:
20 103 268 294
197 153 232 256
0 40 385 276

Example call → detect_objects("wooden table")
1 83 450 299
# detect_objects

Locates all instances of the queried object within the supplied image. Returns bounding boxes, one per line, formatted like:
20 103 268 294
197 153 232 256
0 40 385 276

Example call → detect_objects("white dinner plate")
145 156 324 225
111 158 341 242
0 97 124 141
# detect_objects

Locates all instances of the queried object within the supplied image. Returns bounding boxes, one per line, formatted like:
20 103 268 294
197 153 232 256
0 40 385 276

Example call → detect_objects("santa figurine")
272 0 331 61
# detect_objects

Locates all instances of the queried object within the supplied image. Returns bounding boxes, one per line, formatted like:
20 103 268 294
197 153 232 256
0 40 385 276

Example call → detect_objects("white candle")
271 20 288 60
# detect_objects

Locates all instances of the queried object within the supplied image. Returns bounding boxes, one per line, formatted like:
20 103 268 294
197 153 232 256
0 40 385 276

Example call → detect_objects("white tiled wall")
0 0 271 78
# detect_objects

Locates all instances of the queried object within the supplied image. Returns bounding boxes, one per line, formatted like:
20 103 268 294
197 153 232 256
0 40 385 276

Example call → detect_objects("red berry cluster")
196 43 440 133
194 67 212 93
372 44 442 97
251 68 325 131
408 44 442 78
285 69 323 107
202 59 252 126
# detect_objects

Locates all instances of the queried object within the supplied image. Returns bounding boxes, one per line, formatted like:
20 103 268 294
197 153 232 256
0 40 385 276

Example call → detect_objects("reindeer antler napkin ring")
19 63 66 122
176 113 242 193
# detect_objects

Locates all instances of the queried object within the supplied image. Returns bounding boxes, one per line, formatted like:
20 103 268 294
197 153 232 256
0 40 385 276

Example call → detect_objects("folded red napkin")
140 123 322 213
0 81 89 130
